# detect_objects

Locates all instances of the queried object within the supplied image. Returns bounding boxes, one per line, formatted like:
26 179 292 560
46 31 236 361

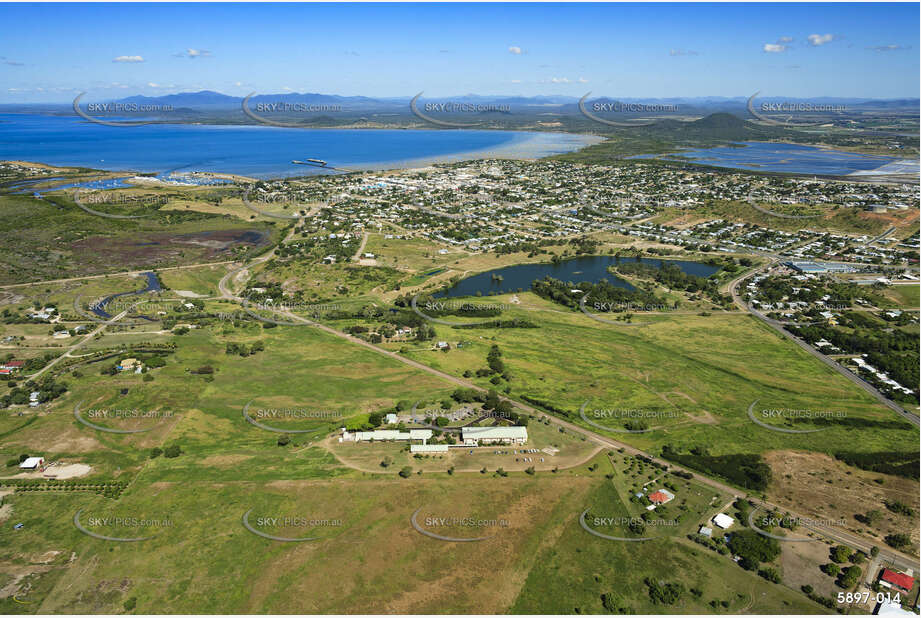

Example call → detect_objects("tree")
758 567 781 583
277 434 291 446
398 466 413 478
832 545 852 564
885 534 911 550
380 456 393 468
163 445 182 458
368 412 383 427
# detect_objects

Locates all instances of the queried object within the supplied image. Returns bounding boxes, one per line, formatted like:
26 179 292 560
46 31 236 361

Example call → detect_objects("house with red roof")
880 569 915 592
648 489 675 505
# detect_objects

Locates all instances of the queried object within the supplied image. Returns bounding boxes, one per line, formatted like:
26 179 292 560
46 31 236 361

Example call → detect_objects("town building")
461 426 528 446
880 569 915 593
713 513 735 529
18 456 44 470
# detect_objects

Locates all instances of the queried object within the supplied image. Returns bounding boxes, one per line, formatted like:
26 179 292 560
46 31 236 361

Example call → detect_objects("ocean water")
0 113 598 178
630 141 907 176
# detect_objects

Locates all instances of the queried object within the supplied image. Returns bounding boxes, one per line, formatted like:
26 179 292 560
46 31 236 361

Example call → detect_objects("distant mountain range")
106 90 919 109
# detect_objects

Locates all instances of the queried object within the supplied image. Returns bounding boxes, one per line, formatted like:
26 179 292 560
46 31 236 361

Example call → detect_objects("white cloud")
807 33 834 46
174 48 211 59
669 48 700 56
510 79 522 84
577 77 588 83
777 36 793 43
113 55 144 63
508 46 523 55
550 77 570 83
868 44 908 52
763 43 786 53
147 82 160 88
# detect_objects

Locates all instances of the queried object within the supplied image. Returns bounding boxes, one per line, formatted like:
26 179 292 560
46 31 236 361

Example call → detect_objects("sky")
1 2 918 102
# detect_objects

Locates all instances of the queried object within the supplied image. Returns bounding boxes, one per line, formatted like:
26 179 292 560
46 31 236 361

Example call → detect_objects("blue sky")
1 2 918 102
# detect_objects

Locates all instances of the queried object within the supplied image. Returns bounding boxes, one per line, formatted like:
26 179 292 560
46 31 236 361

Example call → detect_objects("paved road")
218 264 919 572
727 259 919 427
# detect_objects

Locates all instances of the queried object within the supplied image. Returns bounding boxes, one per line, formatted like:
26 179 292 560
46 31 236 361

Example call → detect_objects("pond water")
434 255 719 298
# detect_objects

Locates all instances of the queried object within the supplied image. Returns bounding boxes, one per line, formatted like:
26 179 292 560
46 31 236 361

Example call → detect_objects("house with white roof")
19 456 44 470
713 513 735 529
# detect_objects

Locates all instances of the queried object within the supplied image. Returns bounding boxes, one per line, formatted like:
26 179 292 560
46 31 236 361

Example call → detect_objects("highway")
727 259 919 427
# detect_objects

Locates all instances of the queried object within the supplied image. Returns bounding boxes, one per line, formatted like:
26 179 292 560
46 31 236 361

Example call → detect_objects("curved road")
219 256 918 572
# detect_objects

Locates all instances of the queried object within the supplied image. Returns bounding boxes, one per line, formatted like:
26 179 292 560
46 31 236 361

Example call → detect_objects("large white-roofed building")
461 426 528 446
341 428 433 444
410 444 449 453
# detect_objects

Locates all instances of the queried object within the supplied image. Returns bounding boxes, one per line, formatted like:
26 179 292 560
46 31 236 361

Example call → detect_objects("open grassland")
0 473 599 613
510 471 820 614
157 264 231 297
764 450 920 555
400 291 916 461
881 284 920 308
0 453 825 614
1 320 453 482
653 199 917 236
0 193 277 285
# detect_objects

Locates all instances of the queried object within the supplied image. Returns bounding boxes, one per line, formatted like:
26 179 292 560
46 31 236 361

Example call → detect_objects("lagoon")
630 141 909 176
434 255 720 298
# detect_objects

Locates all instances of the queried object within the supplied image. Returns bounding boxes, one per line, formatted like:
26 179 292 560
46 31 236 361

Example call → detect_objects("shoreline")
0 129 604 181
